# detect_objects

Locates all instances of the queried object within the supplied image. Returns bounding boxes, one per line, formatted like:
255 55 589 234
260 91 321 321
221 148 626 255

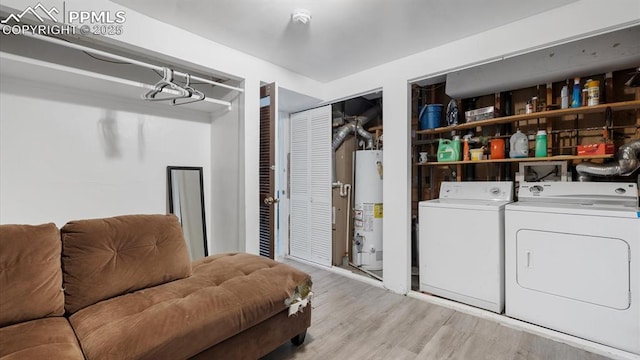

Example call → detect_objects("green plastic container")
437 138 460 162
535 130 547 157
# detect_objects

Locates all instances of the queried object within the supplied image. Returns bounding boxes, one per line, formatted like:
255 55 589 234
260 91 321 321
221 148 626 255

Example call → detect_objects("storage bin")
419 104 443 129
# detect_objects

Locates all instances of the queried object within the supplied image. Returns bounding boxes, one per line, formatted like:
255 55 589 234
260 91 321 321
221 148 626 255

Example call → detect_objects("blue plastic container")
419 104 443 129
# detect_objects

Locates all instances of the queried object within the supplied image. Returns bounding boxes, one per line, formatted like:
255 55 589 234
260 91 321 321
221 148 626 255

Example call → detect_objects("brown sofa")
0 214 312 360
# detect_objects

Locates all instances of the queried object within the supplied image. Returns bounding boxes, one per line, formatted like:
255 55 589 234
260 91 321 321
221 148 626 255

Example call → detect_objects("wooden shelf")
416 100 640 135
418 154 614 166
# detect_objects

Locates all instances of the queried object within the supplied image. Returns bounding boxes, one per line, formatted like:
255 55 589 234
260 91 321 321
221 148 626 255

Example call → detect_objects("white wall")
0 77 212 247
210 97 243 253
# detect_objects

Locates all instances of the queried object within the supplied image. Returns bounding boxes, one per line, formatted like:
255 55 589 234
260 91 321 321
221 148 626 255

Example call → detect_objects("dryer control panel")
518 182 638 207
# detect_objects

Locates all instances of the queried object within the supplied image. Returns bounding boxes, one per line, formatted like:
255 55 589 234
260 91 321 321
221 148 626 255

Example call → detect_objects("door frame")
275 88 291 261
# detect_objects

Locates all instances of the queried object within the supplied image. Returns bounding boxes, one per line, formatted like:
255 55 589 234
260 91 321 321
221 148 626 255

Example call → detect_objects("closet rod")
5 26 244 93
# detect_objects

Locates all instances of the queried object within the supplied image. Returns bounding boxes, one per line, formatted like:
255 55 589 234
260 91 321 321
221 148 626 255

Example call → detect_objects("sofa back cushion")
0 223 65 327
60 214 192 314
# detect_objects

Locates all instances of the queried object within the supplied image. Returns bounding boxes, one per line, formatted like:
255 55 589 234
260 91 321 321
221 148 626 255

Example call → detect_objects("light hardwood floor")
262 259 612 360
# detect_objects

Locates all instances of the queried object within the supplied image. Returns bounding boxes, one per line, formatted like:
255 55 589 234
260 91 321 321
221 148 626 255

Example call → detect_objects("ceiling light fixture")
291 9 311 24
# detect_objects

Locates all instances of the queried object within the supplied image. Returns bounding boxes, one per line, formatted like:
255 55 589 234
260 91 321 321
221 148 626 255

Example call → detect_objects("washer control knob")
530 185 544 193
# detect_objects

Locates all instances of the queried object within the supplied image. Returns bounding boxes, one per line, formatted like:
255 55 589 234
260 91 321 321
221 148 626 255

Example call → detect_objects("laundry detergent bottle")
535 130 547 157
437 138 460 162
509 129 528 158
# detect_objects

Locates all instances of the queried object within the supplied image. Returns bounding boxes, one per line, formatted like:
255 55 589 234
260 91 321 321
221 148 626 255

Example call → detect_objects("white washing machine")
505 182 640 354
419 181 513 313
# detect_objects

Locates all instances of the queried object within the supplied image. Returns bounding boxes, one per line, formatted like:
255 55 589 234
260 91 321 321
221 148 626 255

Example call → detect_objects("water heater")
353 150 383 271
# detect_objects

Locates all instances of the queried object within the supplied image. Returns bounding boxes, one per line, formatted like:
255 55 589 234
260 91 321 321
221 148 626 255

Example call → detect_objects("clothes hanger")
172 73 205 105
143 67 191 101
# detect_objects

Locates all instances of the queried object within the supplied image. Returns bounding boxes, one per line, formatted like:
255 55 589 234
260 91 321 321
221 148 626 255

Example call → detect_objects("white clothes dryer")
419 181 513 313
505 182 640 354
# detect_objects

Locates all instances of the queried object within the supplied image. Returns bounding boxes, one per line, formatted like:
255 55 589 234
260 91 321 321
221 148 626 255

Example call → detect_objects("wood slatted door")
259 83 276 258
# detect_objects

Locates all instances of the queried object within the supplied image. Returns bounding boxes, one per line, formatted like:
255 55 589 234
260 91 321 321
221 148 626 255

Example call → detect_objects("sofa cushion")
0 317 84 360
0 223 65 327
69 253 311 360
61 214 192 314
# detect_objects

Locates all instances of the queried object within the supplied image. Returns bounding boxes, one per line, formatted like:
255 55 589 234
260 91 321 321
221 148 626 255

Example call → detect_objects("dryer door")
516 229 630 310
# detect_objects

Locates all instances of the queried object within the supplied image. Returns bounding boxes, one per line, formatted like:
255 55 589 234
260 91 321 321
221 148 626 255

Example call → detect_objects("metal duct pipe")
353 106 380 149
576 140 640 181
331 105 380 182
330 124 374 183
331 106 379 151
355 124 375 149
332 123 356 151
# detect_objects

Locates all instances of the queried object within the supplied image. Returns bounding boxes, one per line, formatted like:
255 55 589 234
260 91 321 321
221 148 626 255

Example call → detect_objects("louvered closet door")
289 105 332 266
290 111 310 260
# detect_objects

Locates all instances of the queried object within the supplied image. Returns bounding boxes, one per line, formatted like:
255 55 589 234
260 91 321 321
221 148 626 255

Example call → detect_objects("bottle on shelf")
525 99 533 114
437 138 460 162
561 84 569 109
509 129 529 158
571 77 581 108
586 79 600 106
462 134 471 161
535 130 547 157
452 135 461 161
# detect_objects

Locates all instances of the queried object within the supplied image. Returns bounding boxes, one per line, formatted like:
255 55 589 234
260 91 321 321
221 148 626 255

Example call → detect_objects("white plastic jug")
509 130 529 158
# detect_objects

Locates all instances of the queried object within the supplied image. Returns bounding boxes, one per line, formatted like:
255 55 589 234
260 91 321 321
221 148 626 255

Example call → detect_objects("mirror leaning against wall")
167 166 208 260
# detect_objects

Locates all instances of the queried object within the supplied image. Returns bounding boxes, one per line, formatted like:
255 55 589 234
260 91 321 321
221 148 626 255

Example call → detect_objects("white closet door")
289 105 332 266
290 110 310 260
308 107 332 265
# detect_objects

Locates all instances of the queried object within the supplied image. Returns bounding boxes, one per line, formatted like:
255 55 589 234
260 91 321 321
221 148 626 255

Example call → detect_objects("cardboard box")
577 143 615 156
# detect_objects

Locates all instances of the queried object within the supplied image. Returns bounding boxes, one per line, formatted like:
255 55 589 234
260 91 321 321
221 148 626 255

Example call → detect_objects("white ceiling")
113 0 579 82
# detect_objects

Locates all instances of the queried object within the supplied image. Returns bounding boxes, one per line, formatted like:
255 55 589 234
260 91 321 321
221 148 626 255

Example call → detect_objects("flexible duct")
331 106 380 182
331 122 374 182
355 124 375 149
332 123 356 151
332 122 374 150
576 140 640 181
331 106 380 151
